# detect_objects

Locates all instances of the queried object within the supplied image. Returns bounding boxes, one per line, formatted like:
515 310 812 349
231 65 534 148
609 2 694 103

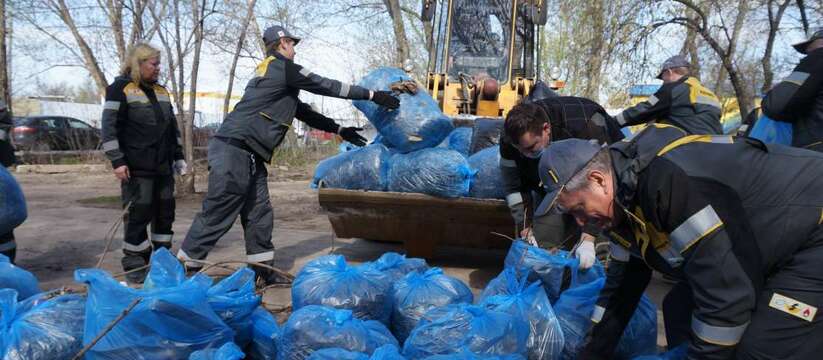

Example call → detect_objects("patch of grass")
270 138 339 168
77 195 121 206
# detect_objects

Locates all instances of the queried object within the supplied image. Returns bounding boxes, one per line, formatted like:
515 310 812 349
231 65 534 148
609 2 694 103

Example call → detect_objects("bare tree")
762 0 792 93
383 0 410 66
796 0 809 34
653 0 756 117
222 0 258 117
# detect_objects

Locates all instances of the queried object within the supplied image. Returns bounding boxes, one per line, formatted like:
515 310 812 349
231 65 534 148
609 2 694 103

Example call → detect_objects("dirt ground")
11 164 671 345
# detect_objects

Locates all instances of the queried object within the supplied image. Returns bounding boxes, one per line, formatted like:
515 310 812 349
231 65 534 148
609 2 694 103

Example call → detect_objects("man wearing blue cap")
615 55 722 135
536 124 823 359
762 28 823 152
179 25 403 285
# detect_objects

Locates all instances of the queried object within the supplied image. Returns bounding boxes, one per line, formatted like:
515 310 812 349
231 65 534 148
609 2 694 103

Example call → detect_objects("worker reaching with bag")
615 55 723 135
534 124 823 359
178 25 404 286
500 96 623 269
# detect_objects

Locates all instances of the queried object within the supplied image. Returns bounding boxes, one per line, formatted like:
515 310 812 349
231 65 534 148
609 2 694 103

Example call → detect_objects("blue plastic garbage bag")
0 165 26 235
468 118 503 156
312 144 392 191
504 241 604 304
388 148 476 198
307 344 405 360
479 268 564 360
308 348 369 360
614 295 657 359
0 254 39 300
402 303 529 359
371 344 406 360
292 255 392 324
445 127 473 157
553 278 605 359
354 68 454 153
0 289 85 360
189 342 245 360
208 268 261 347
361 252 428 282
75 263 234 359
340 142 358 153
246 307 279 360
467 146 506 199
554 278 658 360
143 247 187 290
422 348 526 360
391 267 474 342
632 344 687 360
278 305 398 360
749 114 792 145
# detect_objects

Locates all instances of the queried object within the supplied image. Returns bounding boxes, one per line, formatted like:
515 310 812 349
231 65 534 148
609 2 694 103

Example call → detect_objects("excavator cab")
421 0 553 117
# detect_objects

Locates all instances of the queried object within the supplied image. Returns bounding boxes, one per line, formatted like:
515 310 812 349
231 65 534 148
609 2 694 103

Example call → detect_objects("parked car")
12 116 101 151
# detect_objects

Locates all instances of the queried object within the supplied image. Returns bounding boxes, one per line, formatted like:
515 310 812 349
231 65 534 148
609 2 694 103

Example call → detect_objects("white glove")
525 230 538 247
574 234 597 269
173 159 188 176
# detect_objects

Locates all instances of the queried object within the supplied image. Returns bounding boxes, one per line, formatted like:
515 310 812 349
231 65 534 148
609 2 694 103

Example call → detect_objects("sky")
6 2 816 124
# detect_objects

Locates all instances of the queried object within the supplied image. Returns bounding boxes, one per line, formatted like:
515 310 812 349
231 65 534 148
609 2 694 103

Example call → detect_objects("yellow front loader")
420 0 557 118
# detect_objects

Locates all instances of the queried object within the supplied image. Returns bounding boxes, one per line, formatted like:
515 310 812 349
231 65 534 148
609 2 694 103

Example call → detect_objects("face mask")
523 147 544 159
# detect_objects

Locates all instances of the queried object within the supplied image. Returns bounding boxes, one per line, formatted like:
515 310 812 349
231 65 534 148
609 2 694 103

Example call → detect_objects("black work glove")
371 91 400 110
339 127 367 146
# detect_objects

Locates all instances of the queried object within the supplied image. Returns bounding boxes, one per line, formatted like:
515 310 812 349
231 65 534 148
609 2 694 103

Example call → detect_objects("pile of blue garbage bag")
312 67 507 200
0 243 665 359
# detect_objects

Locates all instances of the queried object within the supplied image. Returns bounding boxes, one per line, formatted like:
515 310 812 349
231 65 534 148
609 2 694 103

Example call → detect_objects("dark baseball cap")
263 25 301 46
657 55 690 79
792 28 823 54
534 139 603 216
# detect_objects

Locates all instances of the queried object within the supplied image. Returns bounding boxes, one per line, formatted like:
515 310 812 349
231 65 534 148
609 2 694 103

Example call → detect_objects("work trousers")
663 226 823 359
121 175 175 260
179 138 274 268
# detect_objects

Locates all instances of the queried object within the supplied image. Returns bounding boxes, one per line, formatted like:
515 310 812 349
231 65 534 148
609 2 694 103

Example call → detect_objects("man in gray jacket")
178 25 400 285
615 55 723 135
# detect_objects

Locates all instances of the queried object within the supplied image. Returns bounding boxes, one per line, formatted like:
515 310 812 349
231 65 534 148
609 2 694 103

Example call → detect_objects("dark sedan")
12 116 101 151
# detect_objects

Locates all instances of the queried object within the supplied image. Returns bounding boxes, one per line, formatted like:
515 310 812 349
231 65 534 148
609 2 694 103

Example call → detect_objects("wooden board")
318 188 515 258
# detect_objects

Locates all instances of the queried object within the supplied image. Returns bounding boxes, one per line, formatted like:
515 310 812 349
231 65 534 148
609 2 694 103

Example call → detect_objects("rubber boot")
253 260 292 286
121 253 149 284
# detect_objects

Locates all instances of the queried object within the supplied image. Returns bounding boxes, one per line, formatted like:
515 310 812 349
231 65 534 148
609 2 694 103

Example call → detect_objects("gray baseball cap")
657 55 690 79
263 25 301 46
792 28 823 54
534 139 604 216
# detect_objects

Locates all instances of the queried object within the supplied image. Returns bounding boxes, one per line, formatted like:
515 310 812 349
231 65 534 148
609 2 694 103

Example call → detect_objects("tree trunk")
0 0 9 108
679 21 700 79
383 0 410 66
582 0 605 100
100 0 126 62
249 15 266 56
223 0 257 117
129 0 146 45
674 0 753 117
180 0 205 194
52 0 109 93
762 0 791 93
797 0 809 34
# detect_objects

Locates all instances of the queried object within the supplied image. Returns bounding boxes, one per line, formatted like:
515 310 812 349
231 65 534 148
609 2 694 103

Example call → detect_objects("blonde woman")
100 43 186 284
